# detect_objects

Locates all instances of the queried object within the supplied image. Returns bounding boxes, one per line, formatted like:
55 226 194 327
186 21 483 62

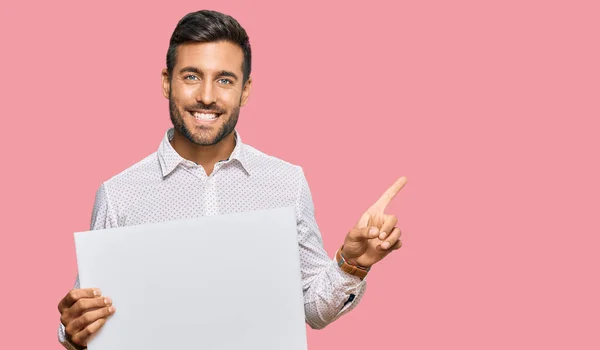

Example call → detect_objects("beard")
169 93 240 146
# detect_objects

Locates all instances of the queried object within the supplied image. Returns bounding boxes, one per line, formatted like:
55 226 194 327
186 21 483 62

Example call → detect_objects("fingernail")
104 298 111 305
379 231 386 240
382 241 391 249
109 306 115 313
369 227 378 236
94 289 101 296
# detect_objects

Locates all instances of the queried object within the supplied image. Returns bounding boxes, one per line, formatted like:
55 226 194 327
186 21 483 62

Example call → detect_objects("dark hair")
166 10 252 84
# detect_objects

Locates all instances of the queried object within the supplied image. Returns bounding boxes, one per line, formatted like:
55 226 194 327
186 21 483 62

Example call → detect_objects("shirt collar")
157 128 253 177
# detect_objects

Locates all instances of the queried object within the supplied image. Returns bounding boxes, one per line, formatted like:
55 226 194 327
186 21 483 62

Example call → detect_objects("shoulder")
100 152 162 198
243 144 304 179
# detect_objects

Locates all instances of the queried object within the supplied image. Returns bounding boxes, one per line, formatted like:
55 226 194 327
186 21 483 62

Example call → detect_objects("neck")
170 129 236 176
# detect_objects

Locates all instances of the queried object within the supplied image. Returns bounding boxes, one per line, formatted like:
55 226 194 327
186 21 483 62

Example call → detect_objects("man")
57 9 406 349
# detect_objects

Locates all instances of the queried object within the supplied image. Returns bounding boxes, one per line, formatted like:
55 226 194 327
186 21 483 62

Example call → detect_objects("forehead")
174 41 244 74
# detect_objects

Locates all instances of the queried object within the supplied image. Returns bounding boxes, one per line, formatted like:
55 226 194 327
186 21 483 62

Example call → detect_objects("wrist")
65 334 86 350
336 246 370 280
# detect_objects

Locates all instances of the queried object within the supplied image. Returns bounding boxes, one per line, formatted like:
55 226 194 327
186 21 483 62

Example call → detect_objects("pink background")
1 0 599 348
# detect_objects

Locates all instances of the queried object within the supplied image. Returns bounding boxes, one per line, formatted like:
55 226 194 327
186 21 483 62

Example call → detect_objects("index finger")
58 288 101 313
373 176 407 209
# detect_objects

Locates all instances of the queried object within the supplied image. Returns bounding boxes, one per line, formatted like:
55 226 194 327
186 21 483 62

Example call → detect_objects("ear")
240 76 252 107
161 68 170 99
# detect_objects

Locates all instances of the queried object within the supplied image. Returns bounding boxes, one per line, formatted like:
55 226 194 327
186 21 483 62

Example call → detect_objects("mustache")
187 103 226 114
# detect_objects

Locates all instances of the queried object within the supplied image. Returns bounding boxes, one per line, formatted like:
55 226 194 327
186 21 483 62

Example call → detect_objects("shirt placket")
203 164 222 216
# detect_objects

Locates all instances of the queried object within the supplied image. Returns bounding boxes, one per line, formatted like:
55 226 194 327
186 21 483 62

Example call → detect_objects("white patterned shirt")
58 128 367 349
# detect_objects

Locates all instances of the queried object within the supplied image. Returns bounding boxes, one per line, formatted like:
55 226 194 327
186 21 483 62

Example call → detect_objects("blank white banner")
75 206 307 350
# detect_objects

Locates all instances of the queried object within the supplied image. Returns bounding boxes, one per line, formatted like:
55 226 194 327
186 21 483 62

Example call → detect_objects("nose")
196 80 216 105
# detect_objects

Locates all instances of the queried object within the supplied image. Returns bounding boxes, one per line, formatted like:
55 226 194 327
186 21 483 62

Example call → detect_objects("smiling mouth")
190 111 221 121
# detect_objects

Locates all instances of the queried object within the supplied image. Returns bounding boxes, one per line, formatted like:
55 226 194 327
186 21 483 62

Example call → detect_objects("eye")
184 75 199 81
218 78 233 85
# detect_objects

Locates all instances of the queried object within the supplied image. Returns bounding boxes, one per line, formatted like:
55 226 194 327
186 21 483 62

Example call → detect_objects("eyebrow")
179 67 239 80
216 70 239 80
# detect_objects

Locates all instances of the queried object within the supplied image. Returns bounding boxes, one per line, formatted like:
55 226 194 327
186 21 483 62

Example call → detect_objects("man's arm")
58 183 118 349
295 168 367 330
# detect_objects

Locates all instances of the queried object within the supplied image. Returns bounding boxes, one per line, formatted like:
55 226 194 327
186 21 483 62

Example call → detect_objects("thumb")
347 226 380 243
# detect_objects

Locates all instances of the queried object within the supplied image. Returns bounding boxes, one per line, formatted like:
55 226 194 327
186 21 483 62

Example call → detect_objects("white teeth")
193 112 218 121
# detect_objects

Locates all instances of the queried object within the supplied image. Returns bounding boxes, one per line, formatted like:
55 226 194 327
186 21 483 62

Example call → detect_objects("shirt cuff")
328 256 368 314
330 255 366 293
